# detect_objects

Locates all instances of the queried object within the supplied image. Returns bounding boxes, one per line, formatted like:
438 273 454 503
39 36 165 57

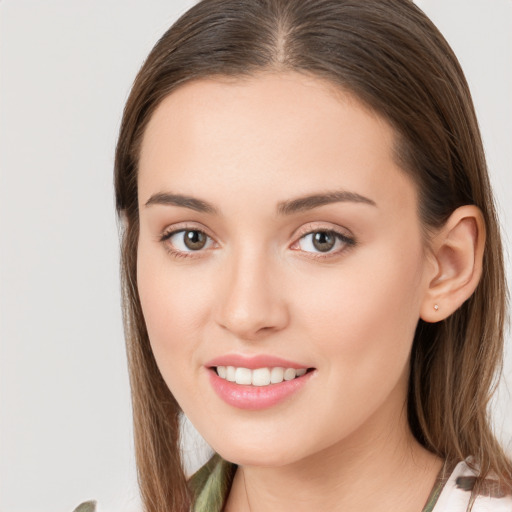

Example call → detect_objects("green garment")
189 454 238 512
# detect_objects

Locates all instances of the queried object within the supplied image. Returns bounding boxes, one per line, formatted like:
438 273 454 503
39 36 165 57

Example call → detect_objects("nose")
214 249 289 340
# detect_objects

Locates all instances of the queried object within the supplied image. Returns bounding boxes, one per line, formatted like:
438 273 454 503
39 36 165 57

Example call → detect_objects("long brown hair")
114 1 511 510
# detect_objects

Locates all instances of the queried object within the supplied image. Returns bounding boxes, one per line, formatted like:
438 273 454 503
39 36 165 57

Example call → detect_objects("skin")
136 72 482 511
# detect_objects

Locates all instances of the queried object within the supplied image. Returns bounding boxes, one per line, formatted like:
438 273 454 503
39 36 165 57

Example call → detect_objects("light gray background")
0 1 510 511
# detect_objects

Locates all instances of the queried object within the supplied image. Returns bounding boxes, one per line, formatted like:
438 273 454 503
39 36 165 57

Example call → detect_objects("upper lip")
205 354 311 370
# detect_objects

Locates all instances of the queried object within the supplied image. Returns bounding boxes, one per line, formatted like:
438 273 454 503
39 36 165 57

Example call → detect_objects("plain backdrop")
0 1 511 511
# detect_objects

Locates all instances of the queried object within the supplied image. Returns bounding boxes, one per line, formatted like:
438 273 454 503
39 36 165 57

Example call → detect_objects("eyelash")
159 225 356 261
159 225 214 260
291 228 356 260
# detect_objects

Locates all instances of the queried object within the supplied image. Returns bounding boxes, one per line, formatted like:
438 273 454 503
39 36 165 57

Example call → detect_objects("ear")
420 205 485 323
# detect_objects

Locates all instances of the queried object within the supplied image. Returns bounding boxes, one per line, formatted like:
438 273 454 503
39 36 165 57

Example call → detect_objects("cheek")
276 244 427 446
291 238 426 374
136 243 213 392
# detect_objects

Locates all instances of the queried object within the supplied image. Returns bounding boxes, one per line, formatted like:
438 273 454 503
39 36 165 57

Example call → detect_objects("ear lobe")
420 205 485 323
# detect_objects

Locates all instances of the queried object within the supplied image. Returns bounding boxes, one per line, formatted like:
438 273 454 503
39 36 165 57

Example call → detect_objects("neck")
225 399 443 512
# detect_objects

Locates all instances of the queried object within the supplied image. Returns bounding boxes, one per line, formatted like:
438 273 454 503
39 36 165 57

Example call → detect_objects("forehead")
138 72 416 214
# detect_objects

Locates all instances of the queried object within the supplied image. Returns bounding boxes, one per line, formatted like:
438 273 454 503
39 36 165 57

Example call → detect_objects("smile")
215 366 308 386
208 365 315 410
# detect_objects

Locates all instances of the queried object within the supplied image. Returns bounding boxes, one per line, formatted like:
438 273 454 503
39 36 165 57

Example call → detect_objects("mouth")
212 366 313 386
205 355 316 409
208 365 315 410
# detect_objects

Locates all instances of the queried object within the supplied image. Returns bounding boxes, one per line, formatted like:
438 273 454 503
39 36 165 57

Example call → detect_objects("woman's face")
137 72 435 466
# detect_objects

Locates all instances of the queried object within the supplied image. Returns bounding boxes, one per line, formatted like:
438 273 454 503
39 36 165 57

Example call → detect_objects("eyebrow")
277 190 377 215
145 192 219 214
144 190 376 215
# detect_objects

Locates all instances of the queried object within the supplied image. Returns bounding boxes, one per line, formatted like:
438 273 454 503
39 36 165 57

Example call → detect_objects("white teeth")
284 368 297 381
235 367 252 385
252 368 271 386
226 366 236 382
215 366 308 386
270 367 284 384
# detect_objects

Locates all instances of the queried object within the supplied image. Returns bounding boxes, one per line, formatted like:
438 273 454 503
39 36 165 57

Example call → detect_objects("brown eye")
312 231 336 252
163 229 214 254
295 229 355 256
183 230 207 250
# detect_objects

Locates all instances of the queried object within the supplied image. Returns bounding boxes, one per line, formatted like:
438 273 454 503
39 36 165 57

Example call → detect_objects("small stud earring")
434 304 439 311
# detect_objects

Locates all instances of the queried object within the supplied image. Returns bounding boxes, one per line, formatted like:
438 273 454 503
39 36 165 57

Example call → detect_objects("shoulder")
434 460 512 512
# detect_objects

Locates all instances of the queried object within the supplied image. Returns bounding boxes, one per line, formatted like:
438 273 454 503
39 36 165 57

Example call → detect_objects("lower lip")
208 369 314 410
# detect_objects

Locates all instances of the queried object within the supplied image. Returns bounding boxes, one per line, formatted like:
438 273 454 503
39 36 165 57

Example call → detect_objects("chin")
207 431 312 468
218 446 297 468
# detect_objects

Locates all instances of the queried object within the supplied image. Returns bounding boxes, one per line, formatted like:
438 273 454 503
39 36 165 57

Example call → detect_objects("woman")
110 0 512 510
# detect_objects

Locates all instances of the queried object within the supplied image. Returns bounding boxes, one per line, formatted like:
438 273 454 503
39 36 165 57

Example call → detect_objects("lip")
205 354 309 370
207 365 315 411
